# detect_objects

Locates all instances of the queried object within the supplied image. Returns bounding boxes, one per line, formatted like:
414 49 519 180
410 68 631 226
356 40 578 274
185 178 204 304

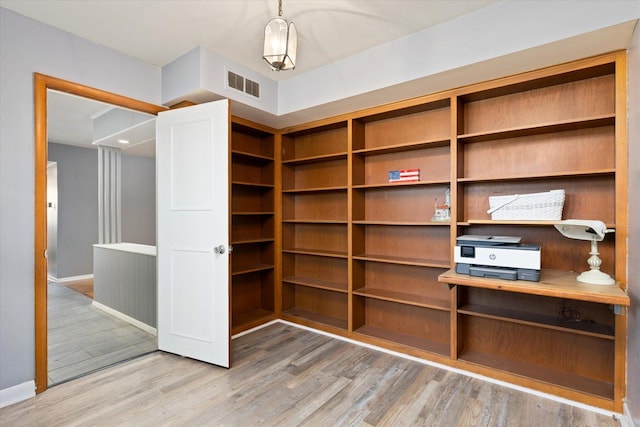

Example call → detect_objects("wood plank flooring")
48 281 157 385
2 323 619 426
61 278 94 299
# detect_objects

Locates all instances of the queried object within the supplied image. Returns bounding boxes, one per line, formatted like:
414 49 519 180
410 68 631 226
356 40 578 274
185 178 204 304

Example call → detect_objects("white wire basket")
487 189 565 220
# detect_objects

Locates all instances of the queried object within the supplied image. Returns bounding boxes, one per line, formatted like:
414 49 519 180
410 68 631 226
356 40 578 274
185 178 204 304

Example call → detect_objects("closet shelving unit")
275 51 629 411
230 119 278 334
280 122 350 332
349 100 453 357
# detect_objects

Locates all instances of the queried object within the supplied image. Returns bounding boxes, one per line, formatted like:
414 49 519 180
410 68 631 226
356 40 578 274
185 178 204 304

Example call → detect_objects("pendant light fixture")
263 0 297 71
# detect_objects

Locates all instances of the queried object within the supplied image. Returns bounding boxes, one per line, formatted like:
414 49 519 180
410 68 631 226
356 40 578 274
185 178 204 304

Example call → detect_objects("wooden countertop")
438 269 630 306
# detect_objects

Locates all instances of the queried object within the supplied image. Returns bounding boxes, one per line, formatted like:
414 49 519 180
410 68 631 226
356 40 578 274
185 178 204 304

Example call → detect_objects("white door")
156 100 230 367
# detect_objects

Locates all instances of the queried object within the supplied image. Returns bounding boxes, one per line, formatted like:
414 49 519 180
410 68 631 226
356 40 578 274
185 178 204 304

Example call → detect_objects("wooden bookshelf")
230 120 277 334
280 122 350 330
273 52 629 411
443 268 627 400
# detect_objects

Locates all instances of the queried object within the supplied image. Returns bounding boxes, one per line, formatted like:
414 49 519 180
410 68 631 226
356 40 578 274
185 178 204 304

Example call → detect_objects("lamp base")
576 269 615 285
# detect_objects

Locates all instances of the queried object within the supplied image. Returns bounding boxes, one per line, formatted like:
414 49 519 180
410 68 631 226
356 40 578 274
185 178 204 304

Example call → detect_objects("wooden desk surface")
438 269 630 306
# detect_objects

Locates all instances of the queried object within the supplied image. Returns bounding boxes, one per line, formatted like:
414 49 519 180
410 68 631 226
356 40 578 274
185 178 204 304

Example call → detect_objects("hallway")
48 281 157 385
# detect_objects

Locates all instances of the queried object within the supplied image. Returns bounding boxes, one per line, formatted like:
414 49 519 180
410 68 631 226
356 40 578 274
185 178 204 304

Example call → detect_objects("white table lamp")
554 219 615 285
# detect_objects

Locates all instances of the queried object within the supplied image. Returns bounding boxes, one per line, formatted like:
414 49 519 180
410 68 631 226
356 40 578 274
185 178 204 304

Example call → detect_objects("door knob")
214 245 225 255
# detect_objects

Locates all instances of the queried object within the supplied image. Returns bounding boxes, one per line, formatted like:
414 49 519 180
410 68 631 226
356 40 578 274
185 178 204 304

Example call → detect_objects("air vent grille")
245 79 260 98
228 71 244 91
227 70 260 99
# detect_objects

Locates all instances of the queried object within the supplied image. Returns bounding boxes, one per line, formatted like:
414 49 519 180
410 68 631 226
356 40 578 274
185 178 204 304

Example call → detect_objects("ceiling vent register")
227 71 260 99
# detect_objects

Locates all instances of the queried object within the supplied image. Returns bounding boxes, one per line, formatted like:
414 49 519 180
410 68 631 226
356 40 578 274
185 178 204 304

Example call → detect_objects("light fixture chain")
278 0 283 17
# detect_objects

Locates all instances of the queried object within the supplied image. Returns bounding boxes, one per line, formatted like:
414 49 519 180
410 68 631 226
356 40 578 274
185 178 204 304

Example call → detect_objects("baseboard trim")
231 319 280 339
57 274 93 284
47 275 57 283
0 380 35 408
92 301 157 336
621 401 637 427
274 319 622 419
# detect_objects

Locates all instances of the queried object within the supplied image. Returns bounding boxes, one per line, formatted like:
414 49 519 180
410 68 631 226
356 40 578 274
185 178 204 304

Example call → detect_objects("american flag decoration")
388 169 420 183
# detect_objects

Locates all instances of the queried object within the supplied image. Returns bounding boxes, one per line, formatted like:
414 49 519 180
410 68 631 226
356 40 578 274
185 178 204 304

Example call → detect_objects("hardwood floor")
61 277 94 299
2 322 618 426
48 281 157 385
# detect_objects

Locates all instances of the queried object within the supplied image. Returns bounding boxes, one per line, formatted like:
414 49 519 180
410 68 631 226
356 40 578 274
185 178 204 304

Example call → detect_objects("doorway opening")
47 91 159 386
34 73 166 393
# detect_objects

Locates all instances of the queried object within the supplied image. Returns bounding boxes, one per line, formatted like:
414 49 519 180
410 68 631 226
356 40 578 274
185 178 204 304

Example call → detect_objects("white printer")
454 235 541 282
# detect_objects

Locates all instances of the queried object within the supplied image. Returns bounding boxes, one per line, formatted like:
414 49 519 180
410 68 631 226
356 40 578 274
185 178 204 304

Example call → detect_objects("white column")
97 146 122 244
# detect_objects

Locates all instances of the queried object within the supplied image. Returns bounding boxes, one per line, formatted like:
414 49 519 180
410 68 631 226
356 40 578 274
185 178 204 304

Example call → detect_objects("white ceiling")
0 0 498 79
3 0 499 156
47 91 157 157
46 92 113 146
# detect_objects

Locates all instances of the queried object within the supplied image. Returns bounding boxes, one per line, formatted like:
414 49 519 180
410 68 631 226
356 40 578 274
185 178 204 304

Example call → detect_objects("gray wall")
625 4 640 423
0 7 161 391
47 144 156 279
121 154 156 246
48 143 99 279
93 247 157 327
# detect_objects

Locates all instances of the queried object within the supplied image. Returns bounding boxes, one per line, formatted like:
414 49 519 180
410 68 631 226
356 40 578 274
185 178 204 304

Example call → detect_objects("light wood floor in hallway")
48 281 157 385
1 323 619 426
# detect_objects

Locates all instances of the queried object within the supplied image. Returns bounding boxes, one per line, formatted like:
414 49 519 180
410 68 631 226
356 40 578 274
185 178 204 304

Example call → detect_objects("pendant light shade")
263 0 297 71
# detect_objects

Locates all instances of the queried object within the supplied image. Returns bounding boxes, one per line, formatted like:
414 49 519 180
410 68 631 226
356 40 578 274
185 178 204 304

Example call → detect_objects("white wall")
161 46 279 114
0 7 161 393
160 1 639 129
277 1 639 126
625 4 640 424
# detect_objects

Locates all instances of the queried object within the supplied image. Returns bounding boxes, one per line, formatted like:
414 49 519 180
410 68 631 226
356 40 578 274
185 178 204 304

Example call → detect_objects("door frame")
33 73 166 393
